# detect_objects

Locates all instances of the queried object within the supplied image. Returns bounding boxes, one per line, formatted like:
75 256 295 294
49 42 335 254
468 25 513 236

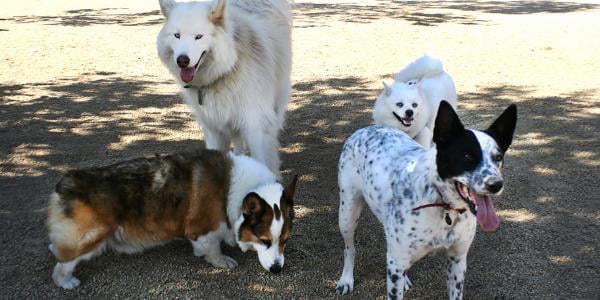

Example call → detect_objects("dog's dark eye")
396 103 403 108
464 152 473 161
412 103 418 108
260 239 272 248
494 154 503 162
174 33 180 39
195 34 203 40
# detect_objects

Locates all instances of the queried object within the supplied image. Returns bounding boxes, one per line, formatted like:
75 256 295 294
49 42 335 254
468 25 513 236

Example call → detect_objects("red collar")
412 185 467 214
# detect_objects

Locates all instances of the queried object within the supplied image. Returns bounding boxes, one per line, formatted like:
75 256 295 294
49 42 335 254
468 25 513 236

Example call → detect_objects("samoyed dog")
373 55 457 148
157 0 292 175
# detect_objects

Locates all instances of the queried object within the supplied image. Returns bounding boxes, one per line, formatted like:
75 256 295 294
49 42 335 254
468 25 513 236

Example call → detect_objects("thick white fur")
157 0 292 175
373 55 457 148
50 152 287 289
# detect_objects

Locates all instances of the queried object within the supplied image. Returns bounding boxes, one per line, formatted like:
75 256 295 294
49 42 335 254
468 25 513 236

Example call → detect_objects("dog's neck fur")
422 146 470 211
226 153 279 232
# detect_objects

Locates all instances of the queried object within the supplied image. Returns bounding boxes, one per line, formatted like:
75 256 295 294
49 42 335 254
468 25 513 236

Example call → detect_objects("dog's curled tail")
232 0 292 25
395 54 445 83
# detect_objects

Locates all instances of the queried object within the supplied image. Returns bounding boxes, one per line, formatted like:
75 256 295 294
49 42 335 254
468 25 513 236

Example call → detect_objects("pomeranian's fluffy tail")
232 0 292 25
395 54 445 83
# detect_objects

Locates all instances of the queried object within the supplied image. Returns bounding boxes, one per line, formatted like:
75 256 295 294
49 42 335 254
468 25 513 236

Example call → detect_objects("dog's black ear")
242 192 266 223
159 0 175 17
281 174 298 219
485 104 517 152
282 174 298 208
433 101 464 146
209 0 227 27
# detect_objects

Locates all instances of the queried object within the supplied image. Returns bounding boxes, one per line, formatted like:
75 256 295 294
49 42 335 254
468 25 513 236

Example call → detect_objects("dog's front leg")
386 250 410 300
446 253 468 300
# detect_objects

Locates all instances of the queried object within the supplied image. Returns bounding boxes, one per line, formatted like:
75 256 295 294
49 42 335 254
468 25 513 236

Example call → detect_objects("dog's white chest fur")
340 126 477 254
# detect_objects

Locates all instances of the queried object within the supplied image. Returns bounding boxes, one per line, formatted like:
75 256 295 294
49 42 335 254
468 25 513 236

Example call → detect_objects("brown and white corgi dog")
47 149 297 289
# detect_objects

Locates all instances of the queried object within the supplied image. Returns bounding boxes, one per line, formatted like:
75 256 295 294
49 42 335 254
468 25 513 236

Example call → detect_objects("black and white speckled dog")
335 101 517 299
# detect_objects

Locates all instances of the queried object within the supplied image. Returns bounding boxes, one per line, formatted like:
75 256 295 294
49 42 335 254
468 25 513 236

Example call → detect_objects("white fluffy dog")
157 0 292 175
373 55 457 148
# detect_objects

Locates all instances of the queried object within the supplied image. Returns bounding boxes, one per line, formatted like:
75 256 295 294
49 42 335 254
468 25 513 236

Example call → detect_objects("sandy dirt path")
1 0 599 298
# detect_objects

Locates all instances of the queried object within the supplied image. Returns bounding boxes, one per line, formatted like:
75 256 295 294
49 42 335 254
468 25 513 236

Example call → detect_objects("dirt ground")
1 0 599 298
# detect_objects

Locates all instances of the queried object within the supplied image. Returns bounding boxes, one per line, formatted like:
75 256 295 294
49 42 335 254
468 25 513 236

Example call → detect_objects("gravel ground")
1 0 599 298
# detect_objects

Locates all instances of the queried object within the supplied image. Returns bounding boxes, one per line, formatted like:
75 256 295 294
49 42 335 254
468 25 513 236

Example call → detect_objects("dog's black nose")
269 263 282 273
486 180 503 193
177 55 190 68
405 109 414 117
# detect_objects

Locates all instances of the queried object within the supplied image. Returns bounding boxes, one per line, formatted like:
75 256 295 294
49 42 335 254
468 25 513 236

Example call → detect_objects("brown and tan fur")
48 149 297 289
48 150 231 263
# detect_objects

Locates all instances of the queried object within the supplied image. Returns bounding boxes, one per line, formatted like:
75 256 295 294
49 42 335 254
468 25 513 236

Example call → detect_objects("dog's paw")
403 273 413 291
335 280 354 295
206 255 238 269
55 276 80 289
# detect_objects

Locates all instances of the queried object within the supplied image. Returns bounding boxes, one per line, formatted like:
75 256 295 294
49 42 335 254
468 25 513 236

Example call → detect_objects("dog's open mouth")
180 51 206 83
455 181 499 232
392 112 413 127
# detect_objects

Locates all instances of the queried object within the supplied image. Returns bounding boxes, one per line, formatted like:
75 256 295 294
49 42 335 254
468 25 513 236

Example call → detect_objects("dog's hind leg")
52 245 104 289
48 195 110 289
202 126 232 153
243 124 281 176
335 181 365 295
231 133 246 155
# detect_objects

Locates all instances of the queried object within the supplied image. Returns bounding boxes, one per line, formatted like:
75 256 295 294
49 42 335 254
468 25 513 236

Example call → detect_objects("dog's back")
48 150 231 262
338 125 435 217
395 55 457 128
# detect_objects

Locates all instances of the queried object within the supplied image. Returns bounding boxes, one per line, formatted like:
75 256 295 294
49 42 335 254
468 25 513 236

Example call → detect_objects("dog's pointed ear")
485 104 517 152
159 0 176 17
282 174 298 207
281 174 298 219
209 0 227 27
382 82 392 97
242 192 265 223
433 101 464 146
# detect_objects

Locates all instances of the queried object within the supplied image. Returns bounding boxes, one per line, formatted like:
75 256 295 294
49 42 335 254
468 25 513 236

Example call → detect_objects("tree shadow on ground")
0 74 598 298
281 76 599 298
2 8 162 27
293 0 599 27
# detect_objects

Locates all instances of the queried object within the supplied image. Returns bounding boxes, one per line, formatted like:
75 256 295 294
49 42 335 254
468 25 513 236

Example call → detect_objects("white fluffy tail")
395 54 444 83
232 0 292 24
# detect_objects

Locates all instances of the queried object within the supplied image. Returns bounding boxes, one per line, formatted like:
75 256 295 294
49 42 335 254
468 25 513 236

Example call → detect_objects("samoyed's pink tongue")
471 192 499 232
180 67 195 83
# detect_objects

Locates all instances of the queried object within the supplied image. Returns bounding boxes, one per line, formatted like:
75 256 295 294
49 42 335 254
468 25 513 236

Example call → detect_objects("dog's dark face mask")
433 101 517 232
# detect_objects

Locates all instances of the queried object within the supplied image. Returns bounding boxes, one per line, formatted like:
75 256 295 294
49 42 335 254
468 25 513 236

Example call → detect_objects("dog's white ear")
382 82 392 97
209 0 227 27
159 0 176 17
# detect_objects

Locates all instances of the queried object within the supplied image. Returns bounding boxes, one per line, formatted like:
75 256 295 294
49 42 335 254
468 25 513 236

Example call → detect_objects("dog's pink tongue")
472 193 499 232
180 67 195 83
